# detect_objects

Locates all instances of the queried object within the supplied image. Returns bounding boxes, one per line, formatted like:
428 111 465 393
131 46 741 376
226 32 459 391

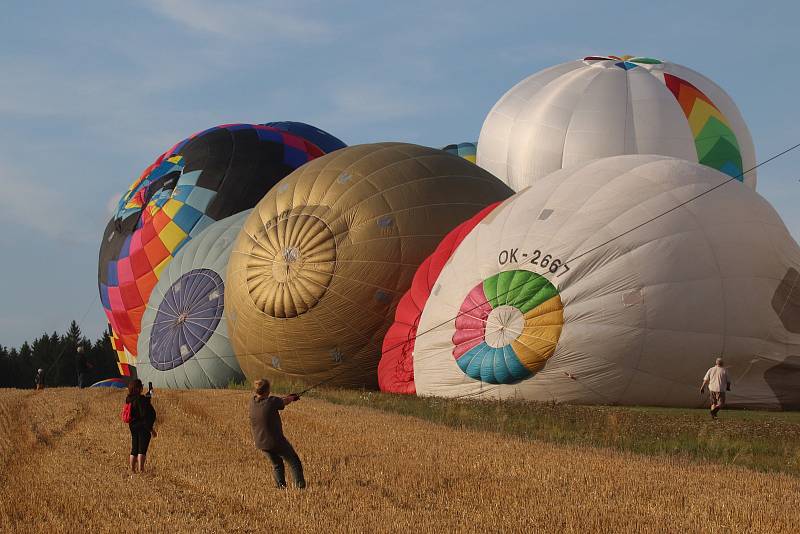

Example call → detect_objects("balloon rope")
44 293 99 380
378 140 800 372
567 141 800 264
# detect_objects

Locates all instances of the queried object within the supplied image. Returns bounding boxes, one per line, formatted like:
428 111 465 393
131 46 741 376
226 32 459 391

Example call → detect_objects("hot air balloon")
98 123 343 361
90 378 128 389
442 142 477 163
379 202 503 394
477 55 756 191
136 211 250 389
413 155 800 408
226 143 514 388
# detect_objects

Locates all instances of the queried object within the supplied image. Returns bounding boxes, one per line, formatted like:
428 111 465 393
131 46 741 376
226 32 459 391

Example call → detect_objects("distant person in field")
249 379 306 489
700 357 731 419
34 368 45 390
75 346 93 389
125 379 157 474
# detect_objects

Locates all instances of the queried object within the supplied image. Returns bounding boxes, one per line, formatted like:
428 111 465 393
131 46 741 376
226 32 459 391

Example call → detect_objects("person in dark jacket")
249 379 305 489
126 379 157 474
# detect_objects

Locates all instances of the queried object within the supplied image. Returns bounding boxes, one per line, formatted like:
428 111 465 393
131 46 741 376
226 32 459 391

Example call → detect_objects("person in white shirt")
700 358 731 419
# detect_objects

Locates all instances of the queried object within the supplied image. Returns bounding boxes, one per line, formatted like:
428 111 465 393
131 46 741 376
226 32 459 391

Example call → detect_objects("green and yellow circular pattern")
451 270 564 384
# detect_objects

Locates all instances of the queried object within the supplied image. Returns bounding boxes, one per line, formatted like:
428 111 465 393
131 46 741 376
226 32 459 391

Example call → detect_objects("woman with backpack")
123 379 157 474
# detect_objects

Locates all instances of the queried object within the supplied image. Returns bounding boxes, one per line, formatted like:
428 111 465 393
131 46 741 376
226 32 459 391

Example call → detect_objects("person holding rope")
249 379 306 489
124 379 157 474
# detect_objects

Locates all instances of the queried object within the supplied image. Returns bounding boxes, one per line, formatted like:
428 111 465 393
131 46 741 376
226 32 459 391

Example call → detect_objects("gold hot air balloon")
226 142 513 388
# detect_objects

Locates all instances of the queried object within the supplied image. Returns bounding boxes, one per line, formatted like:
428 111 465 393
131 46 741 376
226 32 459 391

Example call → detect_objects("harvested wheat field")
0 388 798 533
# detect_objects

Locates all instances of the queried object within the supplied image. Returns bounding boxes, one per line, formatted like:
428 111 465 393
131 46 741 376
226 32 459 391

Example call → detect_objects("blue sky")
1 0 798 346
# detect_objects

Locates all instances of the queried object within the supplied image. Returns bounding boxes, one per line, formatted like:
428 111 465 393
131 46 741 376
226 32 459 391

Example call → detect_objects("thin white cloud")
328 82 425 123
106 193 123 217
0 52 226 160
0 2 329 153
280 79 443 146
0 164 94 243
144 0 331 41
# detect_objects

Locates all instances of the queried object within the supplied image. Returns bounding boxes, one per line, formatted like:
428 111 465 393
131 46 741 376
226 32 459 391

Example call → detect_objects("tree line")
0 320 120 389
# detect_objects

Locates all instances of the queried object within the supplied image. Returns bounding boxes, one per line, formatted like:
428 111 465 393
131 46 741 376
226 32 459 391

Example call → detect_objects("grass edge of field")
229 378 800 477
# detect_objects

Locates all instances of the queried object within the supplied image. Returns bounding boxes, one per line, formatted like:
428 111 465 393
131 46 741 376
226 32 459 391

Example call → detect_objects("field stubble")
0 388 798 533
313 389 800 475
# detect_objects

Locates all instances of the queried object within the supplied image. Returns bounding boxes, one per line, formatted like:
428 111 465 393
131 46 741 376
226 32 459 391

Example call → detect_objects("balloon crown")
583 55 663 70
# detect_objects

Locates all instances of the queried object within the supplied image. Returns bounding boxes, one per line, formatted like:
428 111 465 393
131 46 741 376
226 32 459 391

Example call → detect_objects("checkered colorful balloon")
99 123 343 361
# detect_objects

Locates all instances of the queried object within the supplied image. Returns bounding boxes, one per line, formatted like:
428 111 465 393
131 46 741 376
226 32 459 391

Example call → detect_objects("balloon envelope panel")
441 142 477 163
414 155 800 408
98 124 333 358
136 211 250 389
379 202 503 394
110 325 135 377
226 143 514 388
477 55 756 191
264 121 347 154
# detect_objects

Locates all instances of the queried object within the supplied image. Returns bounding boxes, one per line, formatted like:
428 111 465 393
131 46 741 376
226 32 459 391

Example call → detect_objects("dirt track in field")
0 388 797 533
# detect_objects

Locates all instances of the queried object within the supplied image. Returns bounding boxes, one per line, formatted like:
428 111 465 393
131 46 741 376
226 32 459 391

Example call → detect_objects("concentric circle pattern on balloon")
149 268 224 371
244 212 337 318
452 270 563 384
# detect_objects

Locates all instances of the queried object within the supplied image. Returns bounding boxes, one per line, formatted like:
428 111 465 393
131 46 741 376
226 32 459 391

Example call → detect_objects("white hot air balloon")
136 211 251 389
414 155 800 408
477 55 757 191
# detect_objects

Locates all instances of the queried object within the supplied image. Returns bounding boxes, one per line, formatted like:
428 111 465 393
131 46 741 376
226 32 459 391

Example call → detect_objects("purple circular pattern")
149 269 224 371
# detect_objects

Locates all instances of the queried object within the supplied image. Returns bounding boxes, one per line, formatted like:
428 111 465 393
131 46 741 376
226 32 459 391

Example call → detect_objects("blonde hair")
254 379 270 396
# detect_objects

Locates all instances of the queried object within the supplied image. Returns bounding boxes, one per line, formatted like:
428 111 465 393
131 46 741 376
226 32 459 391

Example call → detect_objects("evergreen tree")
1 320 120 388
66 321 81 344
0 345 11 387
90 331 119 383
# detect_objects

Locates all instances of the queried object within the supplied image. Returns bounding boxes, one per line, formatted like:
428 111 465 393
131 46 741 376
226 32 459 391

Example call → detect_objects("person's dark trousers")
263 441 305 488
77 372 87 389
130 423 152 456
